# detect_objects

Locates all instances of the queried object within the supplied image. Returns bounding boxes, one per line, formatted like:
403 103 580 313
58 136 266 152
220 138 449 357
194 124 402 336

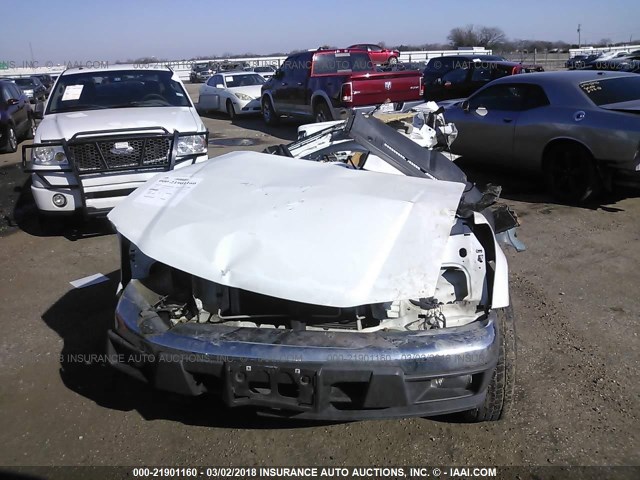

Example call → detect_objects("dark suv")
0 79 35 153
423 55 543 101
11 76 47 118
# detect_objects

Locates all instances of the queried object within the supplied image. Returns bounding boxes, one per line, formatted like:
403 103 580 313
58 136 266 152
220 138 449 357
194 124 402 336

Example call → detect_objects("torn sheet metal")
108 151 464 307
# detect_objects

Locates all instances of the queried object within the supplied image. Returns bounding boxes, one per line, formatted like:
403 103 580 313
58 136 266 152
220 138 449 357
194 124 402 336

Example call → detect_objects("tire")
543 143 600 204
461 305 516 422
3 126 18 153
24 116 36 140
261 97 279 126
313 101 333 123
388 56 399 65
226 99 236 120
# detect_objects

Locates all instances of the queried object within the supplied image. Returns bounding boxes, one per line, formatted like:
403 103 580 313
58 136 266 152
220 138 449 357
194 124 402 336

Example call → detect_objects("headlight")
33 146 68 165
176 134 207 156
234 92 253 101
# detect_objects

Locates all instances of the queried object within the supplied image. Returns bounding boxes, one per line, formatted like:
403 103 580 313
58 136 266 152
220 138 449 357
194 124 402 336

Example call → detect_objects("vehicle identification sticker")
61 85 84 101
136 175 202 207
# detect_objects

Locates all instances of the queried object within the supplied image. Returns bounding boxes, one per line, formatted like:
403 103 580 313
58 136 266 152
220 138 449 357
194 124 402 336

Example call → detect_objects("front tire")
543 143 600 204
3 126 18 153
261 97 279 126
226 99 236 120
24 116 36 140
314 101 333 123
462 305 516 422
388 56 399 65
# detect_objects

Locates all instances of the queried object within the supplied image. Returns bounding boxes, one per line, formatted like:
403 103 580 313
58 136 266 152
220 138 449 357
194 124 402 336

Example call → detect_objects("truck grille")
70 137 171 172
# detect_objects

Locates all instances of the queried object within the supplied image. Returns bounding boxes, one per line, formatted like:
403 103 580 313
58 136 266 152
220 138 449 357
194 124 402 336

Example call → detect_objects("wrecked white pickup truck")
106 112 522 421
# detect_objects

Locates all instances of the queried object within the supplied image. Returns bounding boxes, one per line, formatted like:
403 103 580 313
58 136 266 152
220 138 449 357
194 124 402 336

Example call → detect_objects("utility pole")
577 24 581 48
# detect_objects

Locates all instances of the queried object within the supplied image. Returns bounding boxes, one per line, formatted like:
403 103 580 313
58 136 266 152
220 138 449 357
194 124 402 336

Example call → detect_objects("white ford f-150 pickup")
23 64 208 218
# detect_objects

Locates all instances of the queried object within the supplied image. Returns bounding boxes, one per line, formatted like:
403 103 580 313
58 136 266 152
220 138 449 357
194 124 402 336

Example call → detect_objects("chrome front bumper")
107 280 500 420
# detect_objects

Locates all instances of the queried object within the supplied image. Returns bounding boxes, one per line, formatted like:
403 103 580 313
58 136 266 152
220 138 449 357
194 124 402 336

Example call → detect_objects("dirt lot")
0 84 638 476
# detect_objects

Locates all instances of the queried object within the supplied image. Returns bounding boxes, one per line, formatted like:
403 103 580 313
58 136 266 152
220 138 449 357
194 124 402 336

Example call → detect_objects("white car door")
199 75 223 111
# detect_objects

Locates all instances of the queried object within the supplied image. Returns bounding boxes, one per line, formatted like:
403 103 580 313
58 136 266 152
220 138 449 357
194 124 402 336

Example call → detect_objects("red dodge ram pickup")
261 49 424 125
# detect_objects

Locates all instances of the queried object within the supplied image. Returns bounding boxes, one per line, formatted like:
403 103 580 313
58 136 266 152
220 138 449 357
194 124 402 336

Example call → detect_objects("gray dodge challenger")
443 70 640 203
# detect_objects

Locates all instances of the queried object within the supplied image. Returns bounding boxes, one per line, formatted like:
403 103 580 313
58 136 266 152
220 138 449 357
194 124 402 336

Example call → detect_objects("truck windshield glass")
312 53 374 75
579 77 640 106
46 70 191 114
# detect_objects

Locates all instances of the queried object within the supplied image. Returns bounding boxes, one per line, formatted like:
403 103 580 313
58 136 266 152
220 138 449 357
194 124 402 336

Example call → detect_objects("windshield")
223 73 266 87
46 70 191 114
312 52 374 75
14 78 35 88
194 63 212 71
579 77 640 106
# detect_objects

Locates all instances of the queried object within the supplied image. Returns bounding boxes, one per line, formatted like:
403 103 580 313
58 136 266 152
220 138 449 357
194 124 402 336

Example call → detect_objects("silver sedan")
443 71 640 203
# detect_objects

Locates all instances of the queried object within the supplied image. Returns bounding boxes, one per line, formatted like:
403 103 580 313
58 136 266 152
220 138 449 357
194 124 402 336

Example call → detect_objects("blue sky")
3 0 639 62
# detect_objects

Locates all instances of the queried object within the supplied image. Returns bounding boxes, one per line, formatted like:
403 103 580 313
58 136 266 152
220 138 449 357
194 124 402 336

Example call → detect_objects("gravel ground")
0 84 638 478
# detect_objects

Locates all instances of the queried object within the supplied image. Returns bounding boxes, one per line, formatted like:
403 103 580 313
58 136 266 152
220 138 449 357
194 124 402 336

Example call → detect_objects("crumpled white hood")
108 152 464 307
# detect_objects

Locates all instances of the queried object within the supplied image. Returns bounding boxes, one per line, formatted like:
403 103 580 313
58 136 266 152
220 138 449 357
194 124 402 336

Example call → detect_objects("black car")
0 79 35 153
422 55 542 101
565 54 599 69
11 77 47 118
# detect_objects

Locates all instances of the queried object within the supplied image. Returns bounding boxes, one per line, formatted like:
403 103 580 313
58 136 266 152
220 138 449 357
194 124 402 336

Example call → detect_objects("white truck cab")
23 64 208 217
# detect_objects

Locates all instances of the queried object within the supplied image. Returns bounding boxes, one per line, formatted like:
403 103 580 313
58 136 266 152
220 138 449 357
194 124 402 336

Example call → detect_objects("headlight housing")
32 146 68 165
234 92 253 101
176 134 207 156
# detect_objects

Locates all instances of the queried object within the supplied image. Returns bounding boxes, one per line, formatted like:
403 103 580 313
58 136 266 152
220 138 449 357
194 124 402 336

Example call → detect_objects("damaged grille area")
69 137 171 172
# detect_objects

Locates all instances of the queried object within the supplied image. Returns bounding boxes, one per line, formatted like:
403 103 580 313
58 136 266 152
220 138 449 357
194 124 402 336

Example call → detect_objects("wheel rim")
262 100 272 122
550 150 590 199
315 107 327 122
389 57 398 65
9 128 17 150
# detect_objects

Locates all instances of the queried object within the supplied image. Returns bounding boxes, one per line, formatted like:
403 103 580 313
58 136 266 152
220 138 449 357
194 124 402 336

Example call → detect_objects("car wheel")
3 126 18 153
24 116 36 140
388 56 398 65
543 143 600 204
314 101 332 123
461 305 516 422
262 97 279 126
226 99 236 120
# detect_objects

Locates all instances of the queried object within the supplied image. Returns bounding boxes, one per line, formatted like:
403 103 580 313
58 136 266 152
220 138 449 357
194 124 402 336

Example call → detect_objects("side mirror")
462 100 470 112
274 69 283 80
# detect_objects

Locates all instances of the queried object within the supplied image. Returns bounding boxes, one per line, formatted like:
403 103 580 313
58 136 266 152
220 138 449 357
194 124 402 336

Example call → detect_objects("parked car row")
566 50 640 73
189 61 277 83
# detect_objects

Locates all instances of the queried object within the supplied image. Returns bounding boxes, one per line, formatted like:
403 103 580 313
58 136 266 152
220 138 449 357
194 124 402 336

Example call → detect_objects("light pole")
577 24 581 48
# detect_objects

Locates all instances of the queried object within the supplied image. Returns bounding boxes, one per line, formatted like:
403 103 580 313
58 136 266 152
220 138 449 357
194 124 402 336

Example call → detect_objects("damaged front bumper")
107 280 500 420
